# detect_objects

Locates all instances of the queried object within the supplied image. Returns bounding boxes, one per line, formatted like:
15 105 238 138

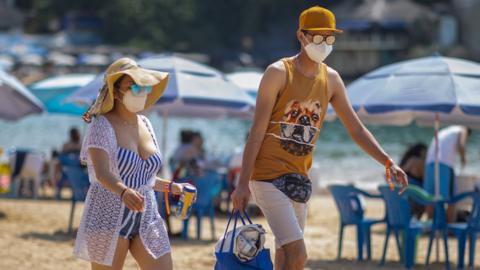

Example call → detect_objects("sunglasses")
131 84 153 95
302 30 336 45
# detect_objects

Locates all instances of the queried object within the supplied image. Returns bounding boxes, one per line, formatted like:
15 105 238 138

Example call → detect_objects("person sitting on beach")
74 58 190 270
231 6 408 270
170 130 206 178
400 143 427 219
400 143 427 187
170 129 194 178
424 125 471 223
62 127 82 154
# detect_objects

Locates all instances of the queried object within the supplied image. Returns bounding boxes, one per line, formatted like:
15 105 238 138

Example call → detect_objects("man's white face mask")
304 42 332 63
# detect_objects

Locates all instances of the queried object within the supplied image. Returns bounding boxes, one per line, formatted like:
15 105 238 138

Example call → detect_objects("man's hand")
391 164 409 194
231 185 251 211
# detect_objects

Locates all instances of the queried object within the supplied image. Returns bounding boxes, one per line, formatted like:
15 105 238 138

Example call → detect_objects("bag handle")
219 210 236 251
229 211 239 252
219 210 253 252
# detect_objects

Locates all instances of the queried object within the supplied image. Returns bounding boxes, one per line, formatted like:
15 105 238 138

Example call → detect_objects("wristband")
385 159 394 191
120 187 128 200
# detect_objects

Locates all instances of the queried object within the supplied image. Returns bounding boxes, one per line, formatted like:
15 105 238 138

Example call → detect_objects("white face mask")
122 91 147 113
304 42 332 63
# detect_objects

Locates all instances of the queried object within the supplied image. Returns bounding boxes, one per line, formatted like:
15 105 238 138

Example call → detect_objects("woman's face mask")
119 84 152 113
122 90 147 113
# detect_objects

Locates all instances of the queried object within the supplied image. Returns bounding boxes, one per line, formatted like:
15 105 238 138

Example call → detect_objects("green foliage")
14 0 334 51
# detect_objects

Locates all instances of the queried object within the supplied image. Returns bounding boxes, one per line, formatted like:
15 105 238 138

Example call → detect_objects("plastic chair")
328 184 385 261
379 185 436 269
182 169 223 240
426 191 480 269
58 153 90 233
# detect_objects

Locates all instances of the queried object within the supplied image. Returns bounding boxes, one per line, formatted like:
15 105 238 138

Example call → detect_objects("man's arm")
328 67 408 190
231 61 286 210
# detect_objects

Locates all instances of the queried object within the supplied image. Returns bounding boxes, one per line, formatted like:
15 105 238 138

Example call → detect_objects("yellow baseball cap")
299 6 343 33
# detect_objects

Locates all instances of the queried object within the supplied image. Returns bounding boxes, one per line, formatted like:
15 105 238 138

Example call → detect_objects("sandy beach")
1 193 478 270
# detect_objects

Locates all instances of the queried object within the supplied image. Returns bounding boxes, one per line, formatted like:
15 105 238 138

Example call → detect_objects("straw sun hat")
83 57 169 122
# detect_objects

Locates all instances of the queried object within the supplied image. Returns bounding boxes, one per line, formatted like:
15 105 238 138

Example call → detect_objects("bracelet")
120 187 128 200
385 159 394 191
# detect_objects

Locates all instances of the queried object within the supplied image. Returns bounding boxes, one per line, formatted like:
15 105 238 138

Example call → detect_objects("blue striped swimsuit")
118 120 162 239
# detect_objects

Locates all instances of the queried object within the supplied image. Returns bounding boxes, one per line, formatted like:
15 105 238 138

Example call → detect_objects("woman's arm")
231 61 286 210
153 177 186 195
328 67 408 191
89 148 145 212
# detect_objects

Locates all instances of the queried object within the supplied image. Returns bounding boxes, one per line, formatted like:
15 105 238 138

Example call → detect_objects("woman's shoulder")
139 114 154 128
86 115 116 142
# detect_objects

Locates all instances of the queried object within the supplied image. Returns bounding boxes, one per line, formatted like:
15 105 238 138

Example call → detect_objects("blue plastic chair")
182 169 223 240
379 185 436 269
58 153 90 233
329 184 385 261
425 191 480 269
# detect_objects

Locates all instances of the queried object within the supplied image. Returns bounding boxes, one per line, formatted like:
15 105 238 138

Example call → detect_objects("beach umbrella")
346 55 480 198
66 54 255 152
77 53 110 66
0 54 14 71
227 70 263 99
0 69 44 120
29 74 95 115
46 52 76 66
68 54 255 117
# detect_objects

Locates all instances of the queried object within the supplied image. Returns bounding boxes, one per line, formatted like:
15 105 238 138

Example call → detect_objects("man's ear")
297 29 307 48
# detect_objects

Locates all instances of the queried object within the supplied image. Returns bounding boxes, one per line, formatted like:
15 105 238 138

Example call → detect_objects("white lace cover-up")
73 115 170 266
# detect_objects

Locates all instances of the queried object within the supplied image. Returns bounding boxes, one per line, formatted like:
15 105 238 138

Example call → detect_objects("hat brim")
302 27 343 33
101 67 169 114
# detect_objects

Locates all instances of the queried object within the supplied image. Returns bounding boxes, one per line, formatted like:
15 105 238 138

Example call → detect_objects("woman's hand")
121 188 145 212
153 178 194 196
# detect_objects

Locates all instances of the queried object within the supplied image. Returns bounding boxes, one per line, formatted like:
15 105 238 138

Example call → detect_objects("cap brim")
302 27 343 33
101 68 169 113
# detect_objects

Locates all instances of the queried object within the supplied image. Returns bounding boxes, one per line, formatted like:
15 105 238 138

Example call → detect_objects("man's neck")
295 51 320 78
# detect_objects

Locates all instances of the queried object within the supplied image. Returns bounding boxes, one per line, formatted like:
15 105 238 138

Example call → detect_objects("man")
424 125 471 222
231 6 409 270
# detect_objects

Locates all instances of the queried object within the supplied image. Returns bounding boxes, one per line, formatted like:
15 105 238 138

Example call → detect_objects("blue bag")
214 210 273 270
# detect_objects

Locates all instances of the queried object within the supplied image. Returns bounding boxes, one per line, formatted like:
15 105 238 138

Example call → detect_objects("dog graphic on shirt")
280 100 322 156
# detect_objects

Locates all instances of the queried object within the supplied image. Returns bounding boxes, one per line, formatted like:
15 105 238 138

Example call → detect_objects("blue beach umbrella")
347 55 480 127
227 70 263 99
67 54 255 118
29 73 95 115
66 54 255 154
346 55 480 198
0 69 44 121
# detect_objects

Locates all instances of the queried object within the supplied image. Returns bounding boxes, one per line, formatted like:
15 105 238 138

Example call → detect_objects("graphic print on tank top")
276 99 322 156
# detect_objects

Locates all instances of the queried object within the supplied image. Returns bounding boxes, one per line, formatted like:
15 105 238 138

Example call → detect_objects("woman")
74 58 185 270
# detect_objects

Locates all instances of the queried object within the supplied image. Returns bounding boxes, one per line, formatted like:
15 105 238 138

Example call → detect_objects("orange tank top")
252 57 329 181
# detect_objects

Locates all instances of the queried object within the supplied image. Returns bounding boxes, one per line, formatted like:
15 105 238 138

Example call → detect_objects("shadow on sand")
19 229 77 242
306 258 457 270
